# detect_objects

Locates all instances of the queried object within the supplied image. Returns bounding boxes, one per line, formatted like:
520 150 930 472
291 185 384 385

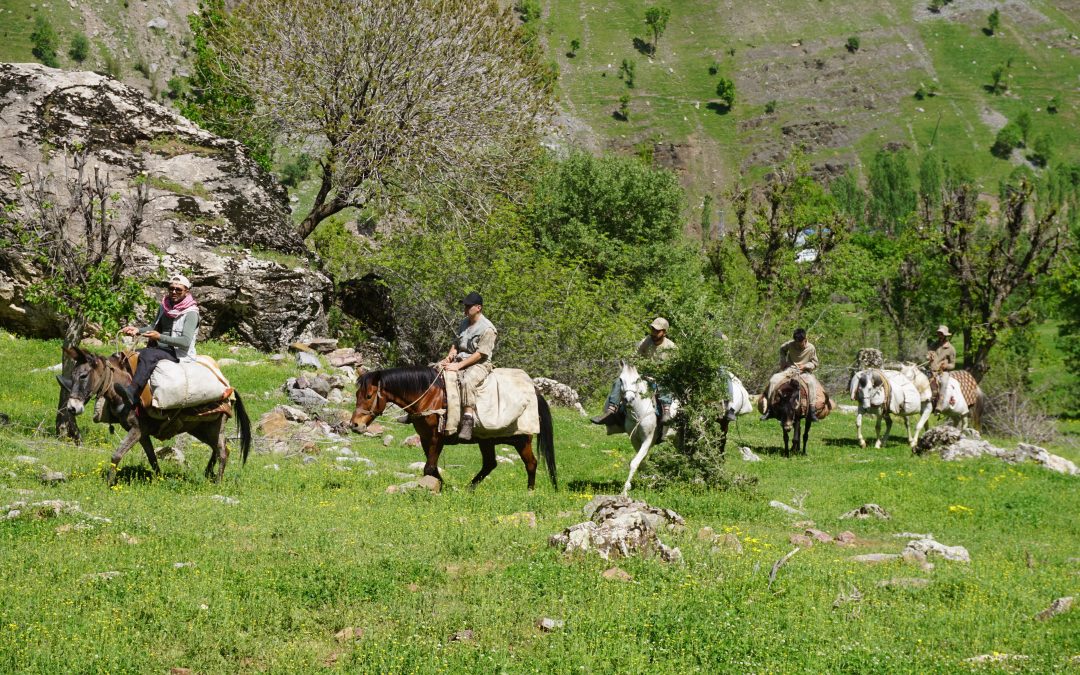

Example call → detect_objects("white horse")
934 372 984 431
849 366 932 449
615 363 752 495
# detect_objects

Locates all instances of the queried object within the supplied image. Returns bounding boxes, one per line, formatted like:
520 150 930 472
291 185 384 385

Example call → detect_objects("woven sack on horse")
147 356 233 410
766 372 832 419
930 370 980 407
443 368 540 438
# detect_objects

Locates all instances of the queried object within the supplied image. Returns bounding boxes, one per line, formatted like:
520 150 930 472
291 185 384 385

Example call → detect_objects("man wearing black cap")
441 292 497 441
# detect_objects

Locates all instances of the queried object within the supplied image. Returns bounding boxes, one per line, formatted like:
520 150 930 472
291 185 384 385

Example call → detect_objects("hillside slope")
543 0 1080 219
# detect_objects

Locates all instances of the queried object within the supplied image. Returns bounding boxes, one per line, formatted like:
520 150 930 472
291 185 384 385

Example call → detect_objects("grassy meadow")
1 333 1078 672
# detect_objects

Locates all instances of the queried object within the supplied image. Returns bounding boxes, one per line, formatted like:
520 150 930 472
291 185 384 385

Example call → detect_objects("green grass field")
1 334 1077 672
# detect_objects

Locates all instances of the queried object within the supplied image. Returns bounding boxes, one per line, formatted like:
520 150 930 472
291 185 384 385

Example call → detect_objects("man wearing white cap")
591 317 677 425
927 324 956 395
114 274 201 410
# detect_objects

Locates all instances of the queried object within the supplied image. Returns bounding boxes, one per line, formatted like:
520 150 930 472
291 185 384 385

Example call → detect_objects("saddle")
443 368 539 438
122 351 233 413
768 372 832 419
930 370 980 407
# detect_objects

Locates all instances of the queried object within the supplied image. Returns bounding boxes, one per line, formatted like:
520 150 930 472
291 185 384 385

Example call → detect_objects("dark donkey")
350 366 556 490
58 347 251 484
765 377 834 457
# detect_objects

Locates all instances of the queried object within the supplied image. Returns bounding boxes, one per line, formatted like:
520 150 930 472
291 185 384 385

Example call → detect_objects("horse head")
772 378 803 430
350 369 388 433
853 370 886 411
59 346 123 416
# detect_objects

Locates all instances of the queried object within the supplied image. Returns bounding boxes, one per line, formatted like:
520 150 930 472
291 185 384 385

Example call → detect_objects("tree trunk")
54 318 85 443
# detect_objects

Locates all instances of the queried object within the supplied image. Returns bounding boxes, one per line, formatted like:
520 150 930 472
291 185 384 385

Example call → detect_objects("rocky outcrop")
0 63 330 349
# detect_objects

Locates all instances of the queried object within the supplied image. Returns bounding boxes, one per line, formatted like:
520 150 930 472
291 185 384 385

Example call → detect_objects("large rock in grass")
0 64 330 349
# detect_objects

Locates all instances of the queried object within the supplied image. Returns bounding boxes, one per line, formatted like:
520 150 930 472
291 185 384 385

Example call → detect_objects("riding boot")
590 405 619 425
114 383 137 409
660 403 674 424
458 413 475 441
725 407 737 422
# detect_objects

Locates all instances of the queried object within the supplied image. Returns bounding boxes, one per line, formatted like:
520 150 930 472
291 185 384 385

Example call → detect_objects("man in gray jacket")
441 292 496 441
114 274 200 410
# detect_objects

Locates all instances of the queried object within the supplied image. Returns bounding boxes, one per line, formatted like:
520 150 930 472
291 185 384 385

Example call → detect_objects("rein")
357 372 443 418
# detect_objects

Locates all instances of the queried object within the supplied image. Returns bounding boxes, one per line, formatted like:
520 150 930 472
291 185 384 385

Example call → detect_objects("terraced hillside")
543 0 1080 216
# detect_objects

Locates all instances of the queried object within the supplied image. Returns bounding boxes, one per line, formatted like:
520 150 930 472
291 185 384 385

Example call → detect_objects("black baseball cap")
462 292 483 306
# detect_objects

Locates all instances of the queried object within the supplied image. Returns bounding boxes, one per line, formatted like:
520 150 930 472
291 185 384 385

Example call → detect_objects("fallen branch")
768 547 800 590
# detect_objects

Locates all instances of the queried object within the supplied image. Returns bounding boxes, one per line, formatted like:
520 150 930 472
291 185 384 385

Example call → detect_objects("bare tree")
3 152 150 441
216 0 550 239
932 171 1072 380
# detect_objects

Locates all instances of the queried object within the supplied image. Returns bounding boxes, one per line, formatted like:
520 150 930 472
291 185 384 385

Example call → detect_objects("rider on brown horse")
441 292 496 441
762 328 821 421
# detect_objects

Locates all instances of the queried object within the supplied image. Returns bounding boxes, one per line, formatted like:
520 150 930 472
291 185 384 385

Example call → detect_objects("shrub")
68 33 90 64
1047 95 1059 114
987 8 1000 35
845 36 860 53
280 153 313 187
991 122 1023 158
619 58 635 88
989 64 1008 94
617 93 630 120
30 16 59 68
764 100 777 114
708 60 720 76
101 48 122 79
1029 134 1052 167
166 77 189 100
715 77 736 110
569 38 580 56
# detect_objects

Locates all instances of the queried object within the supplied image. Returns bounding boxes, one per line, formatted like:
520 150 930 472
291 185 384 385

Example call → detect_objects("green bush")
991 122 1023 158
845 36 860 53
68 33 90 64
715 77 736 110
1029 134 1052 167
280 153 313 187
30 16 59 68
764 100 777 114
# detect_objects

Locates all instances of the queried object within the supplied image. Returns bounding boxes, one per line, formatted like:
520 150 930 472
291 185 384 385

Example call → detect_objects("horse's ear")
56 374 73 391
871 372 883 386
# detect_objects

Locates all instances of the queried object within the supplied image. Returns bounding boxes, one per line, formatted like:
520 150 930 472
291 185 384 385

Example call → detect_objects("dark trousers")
131 345 178 392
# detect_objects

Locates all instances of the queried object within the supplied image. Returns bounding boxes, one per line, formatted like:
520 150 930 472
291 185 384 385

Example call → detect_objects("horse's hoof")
859 441 866 449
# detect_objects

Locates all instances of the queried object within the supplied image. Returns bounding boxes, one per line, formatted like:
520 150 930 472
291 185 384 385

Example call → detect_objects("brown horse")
764 376 834 457
350 366 556 490
58 347 251 485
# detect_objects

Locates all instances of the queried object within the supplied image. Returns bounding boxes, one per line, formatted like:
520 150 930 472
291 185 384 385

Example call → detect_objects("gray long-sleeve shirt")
141 306 200 360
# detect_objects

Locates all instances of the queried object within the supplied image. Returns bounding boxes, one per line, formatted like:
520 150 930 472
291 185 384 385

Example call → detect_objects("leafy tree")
2 152 152 441
30 16 60 68
987 8 1000 35
991 122 1023 158
68 33 90 64
1015 110 1032 143
1029 134 1052 167
619 58 636 87
525 151 686 285
216 0 550 239
845 36 860 53
569 38 580 56
644 6 671 56
867 147 916 235
924 165 1074 380
715 77 736 110
989 63 1008 94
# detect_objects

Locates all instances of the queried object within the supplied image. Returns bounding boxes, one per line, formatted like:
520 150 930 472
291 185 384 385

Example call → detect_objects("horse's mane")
357 366 443 394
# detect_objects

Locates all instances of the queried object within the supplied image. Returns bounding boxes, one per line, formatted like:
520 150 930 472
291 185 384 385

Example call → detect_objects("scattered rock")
277 405 310 422
839 504 891 520
739 446 763 462
832 585 863 609
790 534 814 548
327 348 362 368
877 577 930 589
963 654 1028 665
334 626 363 642
904 538 970 564
169 668 192 675
173 562 195 569
120 532 139 545
537 618 564 632
550 495 682 563
382 435 394 447
450 629 474 642
1035 596 1073 621
13 455 39 464
306 338 339 354
495 455 514 464
146 16 169 30
408 462 427 471
2 499 110 524
301 456 318 465
386 476 441 494
296 351 322 370
287 387 328 409
402 435 421 447
901 548 935 571
209 495 239 505
850 553 901 564
217 358 239 367
805 528 834 543
81 571 121 582
532 377 587 415
1012 443 1078 476
834 531 858 546
713 533 743 555
769 500 806 516
602 566 633 582
697 526 716 541
157 446 186 465
38 467 66 484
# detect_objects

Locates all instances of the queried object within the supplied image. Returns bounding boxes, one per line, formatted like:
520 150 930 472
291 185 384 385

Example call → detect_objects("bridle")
355 374 443 418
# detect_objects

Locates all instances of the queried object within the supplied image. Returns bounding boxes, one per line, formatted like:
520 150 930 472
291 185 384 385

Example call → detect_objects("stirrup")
458 414 475 441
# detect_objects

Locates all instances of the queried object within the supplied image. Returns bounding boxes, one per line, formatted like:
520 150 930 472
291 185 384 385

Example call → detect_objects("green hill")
542 0 1080 212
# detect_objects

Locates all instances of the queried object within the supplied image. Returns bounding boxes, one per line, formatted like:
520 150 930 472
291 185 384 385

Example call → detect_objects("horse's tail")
536 392 557 490
233 390 252 465
970 387 986 432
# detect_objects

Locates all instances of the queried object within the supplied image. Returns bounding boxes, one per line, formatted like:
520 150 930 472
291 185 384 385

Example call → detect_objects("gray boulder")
0 64 330 350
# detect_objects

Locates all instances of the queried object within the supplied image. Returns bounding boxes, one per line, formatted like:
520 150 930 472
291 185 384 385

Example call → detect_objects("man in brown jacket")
927 324 956 406
762 328 821 421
